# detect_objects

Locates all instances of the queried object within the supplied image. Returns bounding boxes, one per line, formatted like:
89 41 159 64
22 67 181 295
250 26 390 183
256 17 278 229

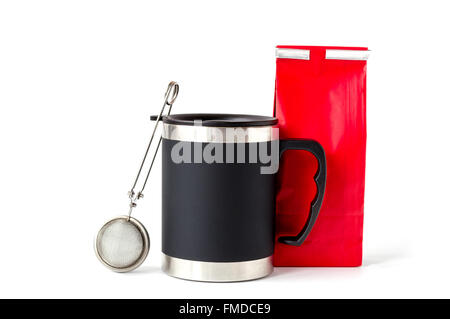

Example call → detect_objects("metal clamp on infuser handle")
127 81 179 219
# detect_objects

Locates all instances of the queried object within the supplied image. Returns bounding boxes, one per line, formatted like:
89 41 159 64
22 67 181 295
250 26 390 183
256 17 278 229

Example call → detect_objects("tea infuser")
95 81 179 272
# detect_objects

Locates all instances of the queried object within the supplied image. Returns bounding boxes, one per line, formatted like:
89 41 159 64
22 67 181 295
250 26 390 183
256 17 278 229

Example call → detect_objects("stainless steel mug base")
162 254 273 282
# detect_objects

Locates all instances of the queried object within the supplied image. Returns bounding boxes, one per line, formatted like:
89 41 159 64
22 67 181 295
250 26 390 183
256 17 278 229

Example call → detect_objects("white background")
0 0 449 299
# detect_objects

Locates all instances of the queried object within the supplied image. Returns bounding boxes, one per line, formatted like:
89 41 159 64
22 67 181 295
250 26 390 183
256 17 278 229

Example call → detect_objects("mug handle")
278 139 327 246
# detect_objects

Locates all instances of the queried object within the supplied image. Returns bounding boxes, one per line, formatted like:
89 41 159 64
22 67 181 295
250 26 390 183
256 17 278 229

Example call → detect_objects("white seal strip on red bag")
325 49 370 60
275 48 310 60
275 48 370 61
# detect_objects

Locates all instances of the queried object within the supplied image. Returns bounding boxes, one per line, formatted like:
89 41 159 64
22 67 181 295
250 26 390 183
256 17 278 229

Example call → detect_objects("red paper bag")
274 45 369 266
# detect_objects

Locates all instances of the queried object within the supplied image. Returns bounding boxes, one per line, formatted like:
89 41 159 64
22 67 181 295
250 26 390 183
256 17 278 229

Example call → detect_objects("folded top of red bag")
276 45 368 50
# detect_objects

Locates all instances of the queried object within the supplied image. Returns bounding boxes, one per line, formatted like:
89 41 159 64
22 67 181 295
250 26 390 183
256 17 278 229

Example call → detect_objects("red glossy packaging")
273 45 369 266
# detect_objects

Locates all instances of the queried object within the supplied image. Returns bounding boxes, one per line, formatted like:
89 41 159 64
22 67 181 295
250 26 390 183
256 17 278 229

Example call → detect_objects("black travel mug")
158 114 326 282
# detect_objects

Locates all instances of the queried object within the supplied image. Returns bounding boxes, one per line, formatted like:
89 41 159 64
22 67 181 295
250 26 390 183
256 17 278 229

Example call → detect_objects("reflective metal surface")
162 123 276 143
275 48 310 60
95 216 150 273
162 254 273 282
325 49 370 60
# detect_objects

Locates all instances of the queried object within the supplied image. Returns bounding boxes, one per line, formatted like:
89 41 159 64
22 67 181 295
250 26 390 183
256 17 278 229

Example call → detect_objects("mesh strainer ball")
95 216 150 272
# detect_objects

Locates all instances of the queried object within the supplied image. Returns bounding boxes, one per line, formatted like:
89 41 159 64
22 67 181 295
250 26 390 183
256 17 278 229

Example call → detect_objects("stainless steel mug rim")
162 123 276 143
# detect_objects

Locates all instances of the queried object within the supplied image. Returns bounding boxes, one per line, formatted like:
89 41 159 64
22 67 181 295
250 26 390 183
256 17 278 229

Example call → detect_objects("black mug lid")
151 113 278 127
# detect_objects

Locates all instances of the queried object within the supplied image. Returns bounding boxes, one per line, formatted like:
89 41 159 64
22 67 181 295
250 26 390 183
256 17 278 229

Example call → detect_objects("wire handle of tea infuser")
127 81 179 218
